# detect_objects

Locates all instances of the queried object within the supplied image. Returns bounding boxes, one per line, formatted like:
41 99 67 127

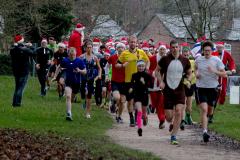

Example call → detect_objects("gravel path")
107 111 240 160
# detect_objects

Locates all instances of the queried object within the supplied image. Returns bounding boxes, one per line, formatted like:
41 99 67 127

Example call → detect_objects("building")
90 15 128 39
138 13 240 66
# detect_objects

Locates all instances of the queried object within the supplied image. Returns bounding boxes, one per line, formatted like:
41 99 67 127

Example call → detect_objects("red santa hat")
14 34 24 43
120 37 128 45
180 42 190 47
141 41 150 51
106 38 114 47
93 37 101 45
75 23 85 32
104 49 111 56
155 41 166 49
215 41 225 47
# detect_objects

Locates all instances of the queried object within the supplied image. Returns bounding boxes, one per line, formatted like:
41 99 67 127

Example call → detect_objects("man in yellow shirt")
118 36 149 127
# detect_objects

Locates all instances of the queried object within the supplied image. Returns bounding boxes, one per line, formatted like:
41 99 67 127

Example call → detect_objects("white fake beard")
81 31 84 45
93 46 99 54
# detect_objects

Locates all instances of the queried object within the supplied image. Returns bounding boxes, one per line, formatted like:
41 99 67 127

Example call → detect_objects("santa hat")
180 42 190 47
75 23 85 32
158 45 167 50
120 37 128 44
41 39 48 44
116 42 126 49
93 37 101 45
141 41 150 51
104 49 111 56
106 38 114 47
155 41 166 49
14 34 24 43
215 41 224 47
137 60 145 66
57 43 66 48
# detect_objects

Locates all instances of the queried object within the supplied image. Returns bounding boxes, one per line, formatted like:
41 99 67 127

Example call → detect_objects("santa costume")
68 23 85 57
149 45 166 128
212 41 236 105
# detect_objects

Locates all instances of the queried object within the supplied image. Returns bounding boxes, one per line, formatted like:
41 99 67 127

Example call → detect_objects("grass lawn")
0 76 159 160
191 98 240 141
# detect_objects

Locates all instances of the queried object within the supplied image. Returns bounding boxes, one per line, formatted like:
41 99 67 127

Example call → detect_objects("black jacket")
35 47 53 68
10 44 34 76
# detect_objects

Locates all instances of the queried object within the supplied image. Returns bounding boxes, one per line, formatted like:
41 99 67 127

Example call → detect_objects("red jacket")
149 54 163 91
212 50 235 71
68 30 83 57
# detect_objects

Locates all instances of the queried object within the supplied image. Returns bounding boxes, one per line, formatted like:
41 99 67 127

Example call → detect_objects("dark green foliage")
2 0 74 43
0 54 12 75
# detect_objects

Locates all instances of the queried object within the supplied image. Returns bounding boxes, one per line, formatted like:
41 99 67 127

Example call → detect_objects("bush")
0 54 12 75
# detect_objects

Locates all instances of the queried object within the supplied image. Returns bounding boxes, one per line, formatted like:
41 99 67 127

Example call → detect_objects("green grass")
0 76 159 160
191 99 240 141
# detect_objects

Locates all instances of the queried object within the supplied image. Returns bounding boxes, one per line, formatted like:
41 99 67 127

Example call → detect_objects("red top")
108 54 125 83
68 30 83 57
212 50 235 71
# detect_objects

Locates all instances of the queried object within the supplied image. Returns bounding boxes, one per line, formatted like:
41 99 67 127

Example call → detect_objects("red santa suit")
68 23 85 57
212 43 236 105
149 52 165 125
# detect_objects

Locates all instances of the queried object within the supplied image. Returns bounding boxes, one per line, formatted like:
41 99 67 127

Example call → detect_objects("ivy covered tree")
0 0 74 43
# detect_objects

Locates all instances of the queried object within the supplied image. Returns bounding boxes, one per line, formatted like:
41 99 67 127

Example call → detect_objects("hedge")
0 54 12 75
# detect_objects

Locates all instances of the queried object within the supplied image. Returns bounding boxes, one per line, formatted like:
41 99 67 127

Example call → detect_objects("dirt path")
107 111 240 160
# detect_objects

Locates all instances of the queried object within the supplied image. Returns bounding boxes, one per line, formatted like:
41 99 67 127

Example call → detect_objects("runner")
80 41 102 118
149 44 167 129
99 50 111 108
108 42 126 123
181 46 196 129
51 43 68 98
130 60 153 136
156 40 191 145
35 39 53 96
118 35 150 127
195 41 226 142
212 42 236 105
60 47 86 121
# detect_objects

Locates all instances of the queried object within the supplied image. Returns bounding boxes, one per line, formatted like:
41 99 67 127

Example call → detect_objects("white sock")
203 129 208 133
66 100 71 116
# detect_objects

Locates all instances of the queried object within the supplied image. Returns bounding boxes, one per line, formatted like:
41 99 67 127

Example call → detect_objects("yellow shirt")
119 49 149 83
190 59 196 84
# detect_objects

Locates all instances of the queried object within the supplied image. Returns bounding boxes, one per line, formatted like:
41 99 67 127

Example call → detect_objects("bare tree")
173 0 232 41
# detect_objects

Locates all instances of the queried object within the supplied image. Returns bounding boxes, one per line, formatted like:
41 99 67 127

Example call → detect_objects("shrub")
0 54 12 75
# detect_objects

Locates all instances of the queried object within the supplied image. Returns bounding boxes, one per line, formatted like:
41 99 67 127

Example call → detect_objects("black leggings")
37 68 48 94
80 79 94 99
94 79 102 105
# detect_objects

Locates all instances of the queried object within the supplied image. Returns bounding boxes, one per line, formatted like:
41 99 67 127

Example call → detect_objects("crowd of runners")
10 23 236 145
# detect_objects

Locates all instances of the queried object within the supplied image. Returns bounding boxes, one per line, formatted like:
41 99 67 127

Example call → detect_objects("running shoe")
66 113 73 121
138 128 142 136
86 113 91 119
203 132 210 142
170 135 179 145
116 117 123 124
130 117 135 127
180 120 186 130
159 121 165 129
